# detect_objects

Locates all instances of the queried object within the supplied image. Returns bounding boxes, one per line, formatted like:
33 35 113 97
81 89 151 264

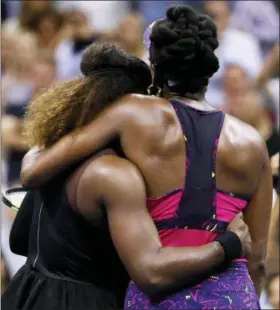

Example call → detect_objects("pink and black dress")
125 100 260 309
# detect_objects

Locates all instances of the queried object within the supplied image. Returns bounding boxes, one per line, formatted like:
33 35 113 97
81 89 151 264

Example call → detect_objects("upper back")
117 94 266 198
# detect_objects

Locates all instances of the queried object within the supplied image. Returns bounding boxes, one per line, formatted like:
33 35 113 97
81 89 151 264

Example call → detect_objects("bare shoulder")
115 94 178 136
116 94 173 116
86 154 143 183
79 154 145 199
221 114 268 173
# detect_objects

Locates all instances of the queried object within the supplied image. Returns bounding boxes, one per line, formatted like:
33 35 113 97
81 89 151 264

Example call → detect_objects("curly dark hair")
149 5 220 95
24 42 152 147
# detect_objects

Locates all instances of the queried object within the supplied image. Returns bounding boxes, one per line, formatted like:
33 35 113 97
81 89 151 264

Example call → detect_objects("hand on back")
227 213 251 258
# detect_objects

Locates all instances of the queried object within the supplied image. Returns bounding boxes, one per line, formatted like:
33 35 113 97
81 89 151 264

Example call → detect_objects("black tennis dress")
2 172 129 310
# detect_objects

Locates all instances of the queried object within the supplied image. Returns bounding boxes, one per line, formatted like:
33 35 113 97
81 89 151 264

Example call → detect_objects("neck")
163 86 206 100
170 95 215 111
182 91 205 101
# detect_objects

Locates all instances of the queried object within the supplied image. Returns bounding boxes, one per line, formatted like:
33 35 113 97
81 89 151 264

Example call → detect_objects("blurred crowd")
1 1 279 309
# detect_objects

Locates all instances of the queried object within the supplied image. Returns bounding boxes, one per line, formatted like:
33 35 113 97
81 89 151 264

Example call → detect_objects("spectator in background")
33 52 56 92
2 32 37 109
203 0 262 109
54 9 99 80
2 0 52 35
222 64 279 159
254 42 280 193
1 32 17 187
1 34 56 188
117 14 149 64
231 1 279 58
2 32 38 187
55 1 130 32
2 49 56 187
133 0 202 26
222 64 251 103
1 32 17 75
222 67 266 131
256 42 279 129
28 8 64 52
256 43 279 89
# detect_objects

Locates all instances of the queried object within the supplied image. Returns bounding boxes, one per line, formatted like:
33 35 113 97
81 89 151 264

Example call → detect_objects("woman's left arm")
244 148 273 296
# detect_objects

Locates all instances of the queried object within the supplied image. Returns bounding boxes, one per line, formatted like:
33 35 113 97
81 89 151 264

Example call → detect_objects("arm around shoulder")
88 156 226 295
20 99 131 188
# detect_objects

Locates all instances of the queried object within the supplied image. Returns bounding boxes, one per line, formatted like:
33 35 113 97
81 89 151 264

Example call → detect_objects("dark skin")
69 152 249 295
21 93 272 296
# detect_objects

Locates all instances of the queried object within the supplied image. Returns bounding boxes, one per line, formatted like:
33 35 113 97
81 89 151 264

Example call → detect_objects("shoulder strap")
170 100 225 218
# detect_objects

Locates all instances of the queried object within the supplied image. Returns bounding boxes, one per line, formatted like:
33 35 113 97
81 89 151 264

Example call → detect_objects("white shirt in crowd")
54 40 85 81
54 1 131 80
55 1 130 31
231 0 279 56
206 27 263 109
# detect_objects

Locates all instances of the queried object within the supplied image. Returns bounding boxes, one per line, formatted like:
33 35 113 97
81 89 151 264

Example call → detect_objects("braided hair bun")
149 5 220 94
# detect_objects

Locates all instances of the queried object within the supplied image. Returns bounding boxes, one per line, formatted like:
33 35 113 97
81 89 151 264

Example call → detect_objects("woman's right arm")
21 97 132 188
84 156 250 296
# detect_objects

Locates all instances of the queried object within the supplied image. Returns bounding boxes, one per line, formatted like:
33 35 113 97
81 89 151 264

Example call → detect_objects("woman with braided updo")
21 5 271 309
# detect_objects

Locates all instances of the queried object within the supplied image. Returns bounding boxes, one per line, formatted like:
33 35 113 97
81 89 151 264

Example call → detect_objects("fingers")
237 212 244 220
246 236 252 256
232 212 244 220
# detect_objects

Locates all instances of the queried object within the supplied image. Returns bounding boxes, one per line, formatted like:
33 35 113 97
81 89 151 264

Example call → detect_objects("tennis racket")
2 187 27 213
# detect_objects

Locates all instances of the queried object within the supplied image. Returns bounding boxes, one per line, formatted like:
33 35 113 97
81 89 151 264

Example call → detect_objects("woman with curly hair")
21 5 271 309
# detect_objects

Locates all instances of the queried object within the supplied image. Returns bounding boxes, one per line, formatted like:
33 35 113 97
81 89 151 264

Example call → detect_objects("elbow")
130 251 176 296
135 274 167 296
131 263 172 296
255 261 266 278
248 243 268 276
248 258 266 278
